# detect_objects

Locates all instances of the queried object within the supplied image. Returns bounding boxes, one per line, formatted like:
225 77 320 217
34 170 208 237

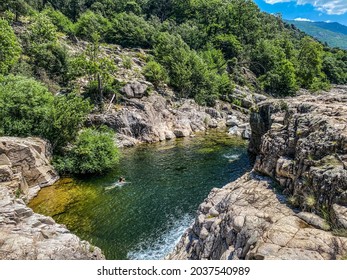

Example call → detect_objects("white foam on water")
223 153 241 161
127 214 194 260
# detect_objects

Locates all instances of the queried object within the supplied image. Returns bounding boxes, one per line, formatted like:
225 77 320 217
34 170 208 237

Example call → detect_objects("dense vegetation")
1 0 347 173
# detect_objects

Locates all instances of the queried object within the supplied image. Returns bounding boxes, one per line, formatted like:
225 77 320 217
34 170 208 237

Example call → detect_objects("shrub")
0 75 92 151
107 12 155 48
75 10 111 41
54 128 119 175
0 19 21 74
0 75 54 137
43 7 75 35
143 60 168 86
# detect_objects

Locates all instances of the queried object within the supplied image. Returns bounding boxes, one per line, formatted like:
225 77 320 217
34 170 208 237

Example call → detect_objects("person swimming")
118 176 125 183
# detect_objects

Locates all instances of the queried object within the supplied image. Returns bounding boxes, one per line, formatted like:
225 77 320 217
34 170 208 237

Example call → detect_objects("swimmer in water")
118 176 125 183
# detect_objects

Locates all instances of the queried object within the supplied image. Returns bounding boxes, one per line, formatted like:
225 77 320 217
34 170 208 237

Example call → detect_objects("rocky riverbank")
168 87 347 260
0 137 104 259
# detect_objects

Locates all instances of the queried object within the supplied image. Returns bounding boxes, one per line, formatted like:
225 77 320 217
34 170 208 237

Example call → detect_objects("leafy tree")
213 34 243 59
54 127 119 174
0 75 92 151
42 7 74 35
107 13 155 48
46 94 93 151
250 39 284 76
0 19 21 74
0 75 53 137
75 10 111 41
24 14 68 84
143 60 168 87
0 0 30 21
70 35 117 107
260 58 298 96
297 36 327 89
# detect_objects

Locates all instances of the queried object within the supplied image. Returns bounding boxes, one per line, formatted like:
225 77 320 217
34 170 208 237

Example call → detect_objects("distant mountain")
286 20 347 50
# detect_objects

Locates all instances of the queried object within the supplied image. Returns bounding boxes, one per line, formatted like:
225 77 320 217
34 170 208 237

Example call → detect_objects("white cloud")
294 17 314 21
264 0 347 15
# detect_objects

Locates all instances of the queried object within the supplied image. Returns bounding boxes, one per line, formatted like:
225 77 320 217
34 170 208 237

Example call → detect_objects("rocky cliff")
81 44 254 147
168 87 347 260
0 137 104 259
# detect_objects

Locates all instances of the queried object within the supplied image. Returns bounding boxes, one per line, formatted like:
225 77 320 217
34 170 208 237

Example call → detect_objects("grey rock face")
250 88 347 226
121 81 148 99
0 137 105 260
89 94 250 147
169 87 347 260
167 173 347 260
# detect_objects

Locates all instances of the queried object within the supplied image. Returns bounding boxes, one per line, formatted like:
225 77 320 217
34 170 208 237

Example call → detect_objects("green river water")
29 131 251 260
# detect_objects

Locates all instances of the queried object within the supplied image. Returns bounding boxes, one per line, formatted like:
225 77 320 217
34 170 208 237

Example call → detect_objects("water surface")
29 131 251 259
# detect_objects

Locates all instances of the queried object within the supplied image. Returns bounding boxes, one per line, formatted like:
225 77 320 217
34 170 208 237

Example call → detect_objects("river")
29 131 251 259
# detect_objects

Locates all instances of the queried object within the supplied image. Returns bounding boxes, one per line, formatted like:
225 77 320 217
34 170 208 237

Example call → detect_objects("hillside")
0 0 346 176
286 20 347 50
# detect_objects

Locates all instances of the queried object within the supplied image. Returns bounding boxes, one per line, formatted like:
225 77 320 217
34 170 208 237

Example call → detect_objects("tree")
70 34 117 108
53 127 119 174
260 58 298 96
24 14 68 84
297 37 326 89
0 19 21 75
107 12 155 48
212 34 243 59
75 10 111 41
143 60 168 87
0 0 30 21
0 75 92 151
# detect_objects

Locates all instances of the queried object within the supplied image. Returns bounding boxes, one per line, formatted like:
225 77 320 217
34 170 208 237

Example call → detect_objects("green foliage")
0 0 30 20
75 10 111 41
0 75 54 137
46 94 93 151
54 128 119 175
0 19 21 74
260 59 298 96
213 34 243 59
42 7 74 35
153 32 232 105
297 37 328 89
0 75 92 151
69 38 117 106
23 14 69 84
107 13 155 48
143 60 168 86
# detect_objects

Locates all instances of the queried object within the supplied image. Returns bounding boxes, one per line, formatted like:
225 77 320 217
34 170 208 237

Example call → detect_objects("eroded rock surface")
0 137 104 260
89 94 250 147
250 87 347 227
168 173 347 260
169 87 347 260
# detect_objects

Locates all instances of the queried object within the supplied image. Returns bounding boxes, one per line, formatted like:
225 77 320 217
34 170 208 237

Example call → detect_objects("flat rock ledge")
167 172 347 260
0 137 105 260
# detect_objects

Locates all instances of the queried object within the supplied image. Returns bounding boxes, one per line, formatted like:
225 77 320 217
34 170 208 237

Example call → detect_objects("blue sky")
253 0 347 25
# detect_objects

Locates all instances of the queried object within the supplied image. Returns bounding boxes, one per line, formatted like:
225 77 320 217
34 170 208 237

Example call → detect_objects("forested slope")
1 0 347 174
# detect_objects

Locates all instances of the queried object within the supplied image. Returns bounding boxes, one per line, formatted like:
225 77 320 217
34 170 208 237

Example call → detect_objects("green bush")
0 75 54 137
43 7 75 35
143 60 168 86
0 75 92 151
107 12 155 48
0 19 21 74
75 10 111 41
54 128 119 175
212 34 243 59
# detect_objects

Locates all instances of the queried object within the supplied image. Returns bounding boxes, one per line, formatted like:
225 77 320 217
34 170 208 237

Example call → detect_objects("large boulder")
121 81 148 99
0 137 59 200
0 137 105 260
